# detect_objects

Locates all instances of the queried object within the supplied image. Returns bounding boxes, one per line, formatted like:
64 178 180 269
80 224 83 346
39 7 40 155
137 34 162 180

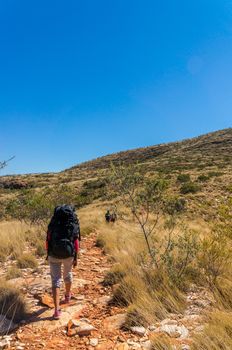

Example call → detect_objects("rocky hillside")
67 128 232 172
0 128 231 220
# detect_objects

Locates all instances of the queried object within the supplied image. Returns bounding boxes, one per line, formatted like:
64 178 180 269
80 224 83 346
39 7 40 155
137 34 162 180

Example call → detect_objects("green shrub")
17 253 38 269
180 181 200 194
177 174 190 183
198 174 209 182
208 171 223 178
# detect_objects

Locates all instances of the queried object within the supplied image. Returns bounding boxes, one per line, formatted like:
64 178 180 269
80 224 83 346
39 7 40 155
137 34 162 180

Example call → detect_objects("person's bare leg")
65 282 71 296
52 287 60 311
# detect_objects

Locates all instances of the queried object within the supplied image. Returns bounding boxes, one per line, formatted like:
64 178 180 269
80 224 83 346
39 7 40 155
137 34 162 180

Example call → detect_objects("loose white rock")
77 324 95 337
131 326 146 336
90 338 98 347
0 339 10 349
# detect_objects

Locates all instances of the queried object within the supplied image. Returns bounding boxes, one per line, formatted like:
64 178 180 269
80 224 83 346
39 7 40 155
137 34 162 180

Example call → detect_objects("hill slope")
0 128 231 220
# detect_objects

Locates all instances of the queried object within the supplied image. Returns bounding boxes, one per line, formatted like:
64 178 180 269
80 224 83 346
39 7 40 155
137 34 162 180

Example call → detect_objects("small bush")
177 174 190 183
180 181 200 194
198 174 209 182
17 253 38 269
208 171 223 178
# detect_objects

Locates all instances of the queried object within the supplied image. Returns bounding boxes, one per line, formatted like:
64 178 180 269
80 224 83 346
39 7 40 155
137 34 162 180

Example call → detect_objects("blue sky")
0 0 232 175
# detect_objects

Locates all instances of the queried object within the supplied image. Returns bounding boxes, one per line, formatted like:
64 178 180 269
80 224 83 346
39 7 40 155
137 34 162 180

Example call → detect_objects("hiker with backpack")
46 205 81 320
105 210 111 223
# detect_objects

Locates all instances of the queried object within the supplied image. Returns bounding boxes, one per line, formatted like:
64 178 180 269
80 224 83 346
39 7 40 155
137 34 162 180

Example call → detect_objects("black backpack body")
48 205 80 259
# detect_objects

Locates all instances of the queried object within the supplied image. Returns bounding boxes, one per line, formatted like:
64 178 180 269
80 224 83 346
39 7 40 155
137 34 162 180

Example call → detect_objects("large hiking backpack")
48 205 80 259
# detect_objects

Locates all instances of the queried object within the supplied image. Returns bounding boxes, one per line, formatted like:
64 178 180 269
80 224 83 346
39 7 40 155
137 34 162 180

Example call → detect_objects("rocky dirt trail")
0 233 213 350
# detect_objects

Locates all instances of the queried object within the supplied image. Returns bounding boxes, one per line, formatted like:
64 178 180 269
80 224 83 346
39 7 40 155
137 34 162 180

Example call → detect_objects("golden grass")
0 221 29 261
0 220 43 260
0 279 28 322
150 334 175 350
17 253 38 269
192 311 232 349
91 208 186 325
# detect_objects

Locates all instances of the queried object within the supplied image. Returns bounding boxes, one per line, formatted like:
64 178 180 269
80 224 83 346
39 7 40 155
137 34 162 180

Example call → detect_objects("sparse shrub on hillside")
83 178 106 190
177 173 191 183
198 231 230 286
109 163 192 270
79 178 107 202
180 181 200 194
5 185 80 225
17 253 38 269
207 171 223 178
198 174 209 182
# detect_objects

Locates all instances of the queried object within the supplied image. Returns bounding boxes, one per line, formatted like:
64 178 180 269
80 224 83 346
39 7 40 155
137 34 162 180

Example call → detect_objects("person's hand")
73 259 77 268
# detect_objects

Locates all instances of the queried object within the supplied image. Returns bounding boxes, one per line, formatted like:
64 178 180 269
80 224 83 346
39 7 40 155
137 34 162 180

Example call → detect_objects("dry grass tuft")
0 279 28 322
5 266 22 280
17 253 38 269
192 311 232 349
150 334 175 350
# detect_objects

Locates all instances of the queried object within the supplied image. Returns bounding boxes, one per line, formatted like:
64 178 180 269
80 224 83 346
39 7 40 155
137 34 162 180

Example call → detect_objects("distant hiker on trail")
46 205 81 320
105 210 111 223
110 211 117 223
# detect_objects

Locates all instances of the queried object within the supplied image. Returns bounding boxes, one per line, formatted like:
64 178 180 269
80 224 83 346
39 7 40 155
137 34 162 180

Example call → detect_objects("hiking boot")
53 309 61 320
64 293 72 303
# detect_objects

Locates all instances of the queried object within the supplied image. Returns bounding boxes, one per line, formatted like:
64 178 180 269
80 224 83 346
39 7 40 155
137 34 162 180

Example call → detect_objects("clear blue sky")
0 0 232 175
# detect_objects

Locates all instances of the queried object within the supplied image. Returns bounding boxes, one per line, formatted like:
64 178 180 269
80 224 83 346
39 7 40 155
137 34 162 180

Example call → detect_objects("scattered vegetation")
0 279 28 322
192 311 232 350
180 181 200 194
177 173 191 183
5 266 22 280
17 253 38 269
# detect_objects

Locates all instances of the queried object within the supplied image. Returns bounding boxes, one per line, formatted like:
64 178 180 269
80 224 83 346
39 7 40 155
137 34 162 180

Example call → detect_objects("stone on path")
155 324 189 339
67 319 95 337
29 303 84 332
130 326 146 336
0 338 10 349
103 314 126 332
90 338 99 347
40 293 78 309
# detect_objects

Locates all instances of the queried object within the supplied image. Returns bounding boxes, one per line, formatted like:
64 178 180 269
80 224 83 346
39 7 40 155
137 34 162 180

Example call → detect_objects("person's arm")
45 230 51 259
73 239 79 267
